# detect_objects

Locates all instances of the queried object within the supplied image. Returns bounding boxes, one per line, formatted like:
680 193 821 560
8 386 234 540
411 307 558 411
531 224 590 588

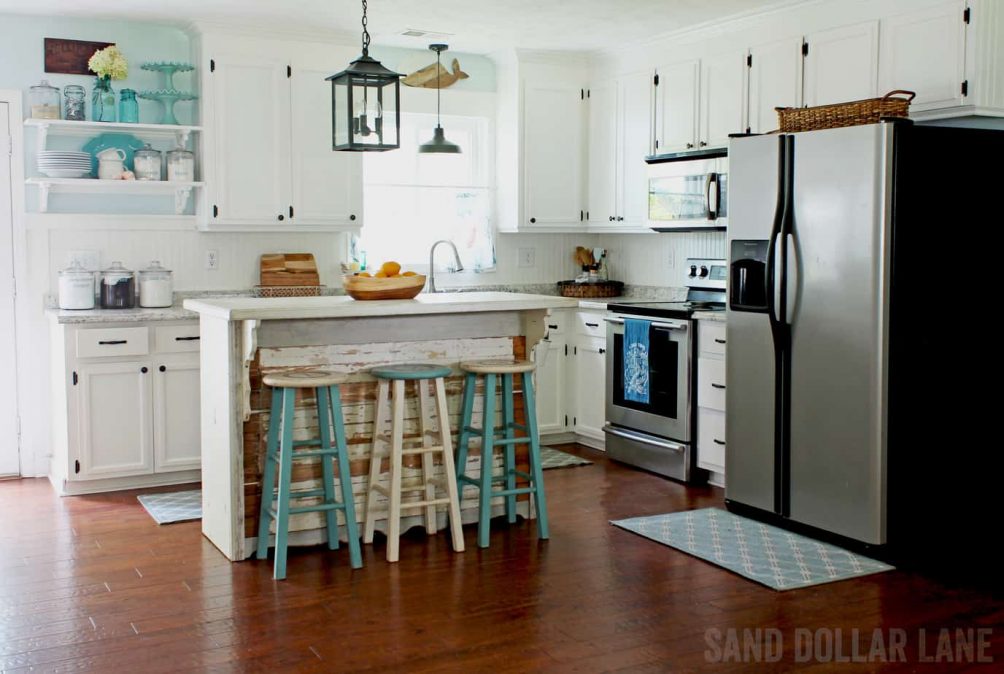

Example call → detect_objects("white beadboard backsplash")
597 230 727 288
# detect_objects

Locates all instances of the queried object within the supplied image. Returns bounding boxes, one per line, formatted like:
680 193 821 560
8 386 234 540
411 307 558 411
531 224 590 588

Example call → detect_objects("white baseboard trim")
53 470 202 496
541 431 605 451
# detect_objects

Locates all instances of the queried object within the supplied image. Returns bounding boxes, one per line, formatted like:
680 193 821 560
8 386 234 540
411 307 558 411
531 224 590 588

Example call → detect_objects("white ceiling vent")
399 28 455 40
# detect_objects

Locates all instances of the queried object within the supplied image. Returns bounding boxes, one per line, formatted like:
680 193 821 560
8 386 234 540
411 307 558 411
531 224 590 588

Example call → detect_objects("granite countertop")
47 303 198 324
693 310 727 323
184 292 579 322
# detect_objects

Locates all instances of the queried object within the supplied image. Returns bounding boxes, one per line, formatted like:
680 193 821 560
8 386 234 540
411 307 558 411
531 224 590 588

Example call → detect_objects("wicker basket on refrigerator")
775 90 916 133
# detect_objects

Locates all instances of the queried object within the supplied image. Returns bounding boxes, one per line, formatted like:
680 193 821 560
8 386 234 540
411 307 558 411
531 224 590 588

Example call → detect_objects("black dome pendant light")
418 44 461 154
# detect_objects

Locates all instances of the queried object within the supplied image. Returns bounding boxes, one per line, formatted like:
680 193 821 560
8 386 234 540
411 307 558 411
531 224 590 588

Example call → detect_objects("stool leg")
477 373 497 549
387 379 406 563
434 377 465 553
455 372 476 487
273 387 297 580
502 373 517 524
363 380 390 545
315 386 340 551
330 384 363 569
522 371 549 540
417 379 438 535
256 387 283 560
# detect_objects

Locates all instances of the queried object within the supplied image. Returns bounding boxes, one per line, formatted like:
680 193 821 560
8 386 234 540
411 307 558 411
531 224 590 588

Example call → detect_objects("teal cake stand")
139 90 198 125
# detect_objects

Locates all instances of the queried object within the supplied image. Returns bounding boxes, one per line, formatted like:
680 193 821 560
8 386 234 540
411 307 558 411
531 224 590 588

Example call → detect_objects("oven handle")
603 424 685 453
604 317 688 331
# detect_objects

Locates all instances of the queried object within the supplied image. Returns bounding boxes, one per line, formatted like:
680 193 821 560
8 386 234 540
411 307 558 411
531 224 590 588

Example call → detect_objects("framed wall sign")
44 38 115 75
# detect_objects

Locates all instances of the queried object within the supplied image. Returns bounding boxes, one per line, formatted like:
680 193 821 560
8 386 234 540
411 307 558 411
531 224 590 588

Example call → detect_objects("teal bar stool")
256 370 362 580
363 363 466 563
455 359 549 548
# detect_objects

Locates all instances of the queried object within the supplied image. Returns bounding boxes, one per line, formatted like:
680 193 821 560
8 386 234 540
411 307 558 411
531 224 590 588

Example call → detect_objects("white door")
587 80 618 225
153 354 201 472
290 47 364 226
748 38 803 134
655 60 699 152
208 51 292 226
803 21 880 107
0 102 19 477
700 50 747 149
618 71 653 228
77 361 154 479
879 1 966 111
573 338 606 442
523 81 584 228
534 335 567 434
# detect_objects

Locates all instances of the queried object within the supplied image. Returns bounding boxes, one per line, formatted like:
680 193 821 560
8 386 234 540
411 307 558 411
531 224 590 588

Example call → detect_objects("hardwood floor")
1 446 999 673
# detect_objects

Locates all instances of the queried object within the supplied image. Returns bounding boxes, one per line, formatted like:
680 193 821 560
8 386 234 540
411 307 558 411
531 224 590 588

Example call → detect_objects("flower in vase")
88 46 129 81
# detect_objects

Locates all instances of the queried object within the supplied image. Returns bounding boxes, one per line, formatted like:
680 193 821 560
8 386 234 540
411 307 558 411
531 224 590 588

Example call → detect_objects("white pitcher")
96 147 127 180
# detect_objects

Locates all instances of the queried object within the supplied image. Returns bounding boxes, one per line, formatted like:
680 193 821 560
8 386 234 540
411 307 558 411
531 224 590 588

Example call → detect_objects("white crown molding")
183 18 360 47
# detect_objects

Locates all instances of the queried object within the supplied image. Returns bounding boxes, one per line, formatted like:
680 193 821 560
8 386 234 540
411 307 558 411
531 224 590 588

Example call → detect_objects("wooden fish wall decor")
402 58 469 88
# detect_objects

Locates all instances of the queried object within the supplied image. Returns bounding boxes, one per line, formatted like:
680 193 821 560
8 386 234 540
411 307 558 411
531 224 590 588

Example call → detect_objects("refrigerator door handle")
785 233 798 325
772 232 784 323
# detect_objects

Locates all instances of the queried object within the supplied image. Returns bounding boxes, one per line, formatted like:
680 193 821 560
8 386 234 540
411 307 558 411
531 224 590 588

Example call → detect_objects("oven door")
605 315 692 441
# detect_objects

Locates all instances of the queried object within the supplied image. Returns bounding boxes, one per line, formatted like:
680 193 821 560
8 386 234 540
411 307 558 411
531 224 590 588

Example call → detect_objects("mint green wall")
0 14 193 123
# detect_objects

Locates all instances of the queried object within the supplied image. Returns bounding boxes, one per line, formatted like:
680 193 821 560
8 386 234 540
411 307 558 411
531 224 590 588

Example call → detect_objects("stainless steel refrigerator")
725 120 1001 566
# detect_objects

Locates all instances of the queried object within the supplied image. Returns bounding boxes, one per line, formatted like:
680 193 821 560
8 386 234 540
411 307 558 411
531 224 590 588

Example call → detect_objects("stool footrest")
513 469 533 481
266 487 328 501
268 501 346 518
491 437 531 447
402 446 445 456
375 431 442 446
269 448 342 463
399 497 452 510
462 425 530 438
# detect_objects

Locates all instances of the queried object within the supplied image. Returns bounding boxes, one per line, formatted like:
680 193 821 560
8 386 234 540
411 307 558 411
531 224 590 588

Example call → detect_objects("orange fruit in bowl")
357 271 372 277
374 270 388 278
402 271 417 277
380 261 401 277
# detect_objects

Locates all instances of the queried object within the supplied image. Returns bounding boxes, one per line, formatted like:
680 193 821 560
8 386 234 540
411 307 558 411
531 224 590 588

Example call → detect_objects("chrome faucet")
427 240 464 293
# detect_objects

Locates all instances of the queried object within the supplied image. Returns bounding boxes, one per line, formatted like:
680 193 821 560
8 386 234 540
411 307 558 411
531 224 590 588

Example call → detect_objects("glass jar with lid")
138 261 174 308
30 80 60 119
100 261 136 309
134 144 162 181
63 85 86 121
167 147 195 182
58 260 96 310
119 88 139 123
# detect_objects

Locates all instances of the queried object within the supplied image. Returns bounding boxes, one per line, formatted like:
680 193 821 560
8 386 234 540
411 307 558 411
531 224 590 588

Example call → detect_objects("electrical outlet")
518 247 536 268
205 249 220 270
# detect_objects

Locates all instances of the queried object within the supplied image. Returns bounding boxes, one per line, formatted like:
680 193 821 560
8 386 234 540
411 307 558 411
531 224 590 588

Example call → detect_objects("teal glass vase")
92 77 116 123
119 88 139 123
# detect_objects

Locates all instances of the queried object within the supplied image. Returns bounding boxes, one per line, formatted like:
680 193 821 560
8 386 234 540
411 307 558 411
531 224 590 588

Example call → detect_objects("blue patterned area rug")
611 508 894 591
540 446 593 470
137 489 202 525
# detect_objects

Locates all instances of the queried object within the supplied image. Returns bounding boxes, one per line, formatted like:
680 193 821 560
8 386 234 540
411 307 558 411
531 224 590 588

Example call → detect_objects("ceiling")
0 0 782 53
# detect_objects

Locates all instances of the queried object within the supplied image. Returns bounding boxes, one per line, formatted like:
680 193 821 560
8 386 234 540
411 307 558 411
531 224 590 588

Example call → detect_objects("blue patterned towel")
623 318 650 403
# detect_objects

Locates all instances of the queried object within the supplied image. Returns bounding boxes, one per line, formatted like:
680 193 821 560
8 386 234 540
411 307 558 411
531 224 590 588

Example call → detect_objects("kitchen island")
183 292 578 561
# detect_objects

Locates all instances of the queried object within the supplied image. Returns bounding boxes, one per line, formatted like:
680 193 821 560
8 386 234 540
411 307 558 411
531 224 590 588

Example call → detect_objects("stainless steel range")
603 258 726 482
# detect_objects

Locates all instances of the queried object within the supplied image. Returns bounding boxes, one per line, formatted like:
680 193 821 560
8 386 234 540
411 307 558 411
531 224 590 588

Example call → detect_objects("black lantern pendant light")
326 0 402 151
418 44 461 154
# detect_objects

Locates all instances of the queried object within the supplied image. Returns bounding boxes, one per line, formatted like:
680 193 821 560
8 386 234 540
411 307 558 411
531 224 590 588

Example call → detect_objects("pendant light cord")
436 48 442 129
361 0 370 56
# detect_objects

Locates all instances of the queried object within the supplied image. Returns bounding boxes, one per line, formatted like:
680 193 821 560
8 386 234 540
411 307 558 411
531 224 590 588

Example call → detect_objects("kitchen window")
358 113 495 271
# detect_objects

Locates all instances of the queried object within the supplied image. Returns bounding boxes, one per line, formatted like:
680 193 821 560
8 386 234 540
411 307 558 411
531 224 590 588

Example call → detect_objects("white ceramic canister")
138 261 174 308
58 260 96 310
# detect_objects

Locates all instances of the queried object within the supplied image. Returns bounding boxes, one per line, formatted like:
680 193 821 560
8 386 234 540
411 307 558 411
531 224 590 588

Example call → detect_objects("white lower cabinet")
571 335 606 444
534 318 569 435
50 320 202 493
697 321 727 484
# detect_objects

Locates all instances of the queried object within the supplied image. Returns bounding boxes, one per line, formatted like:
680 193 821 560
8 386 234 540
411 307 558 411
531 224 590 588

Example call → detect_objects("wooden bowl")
342 274 427 300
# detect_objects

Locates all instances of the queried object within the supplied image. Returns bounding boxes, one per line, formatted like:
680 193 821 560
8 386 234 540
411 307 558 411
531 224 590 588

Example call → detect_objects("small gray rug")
540 446 593 470
137 489 202 525
611 507 894 591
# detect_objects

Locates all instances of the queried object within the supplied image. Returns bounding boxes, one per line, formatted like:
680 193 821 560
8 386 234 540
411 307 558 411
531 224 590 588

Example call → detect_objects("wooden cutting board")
259 253 320 287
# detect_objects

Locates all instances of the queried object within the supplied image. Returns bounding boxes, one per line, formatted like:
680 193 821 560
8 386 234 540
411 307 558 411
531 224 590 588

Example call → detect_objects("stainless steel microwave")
647 156 728 232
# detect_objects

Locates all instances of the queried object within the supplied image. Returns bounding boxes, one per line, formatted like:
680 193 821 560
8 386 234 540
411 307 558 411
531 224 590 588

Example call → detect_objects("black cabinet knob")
529 217 536 224
350 214 357 221
140 367 148 374
700 141 708 147
609 216 615 222
277 214 285 221
616 216 624 221
159 365 166 372
599 348 606 354
686 142 694 149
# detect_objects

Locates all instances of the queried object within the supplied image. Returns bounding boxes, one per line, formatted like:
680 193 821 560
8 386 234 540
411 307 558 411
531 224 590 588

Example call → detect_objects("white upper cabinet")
802 21 879 107
201 35 363 230
587 79 618 225
879 1 967 112
748 38 803 134
700 50 747 149
523 79 586 228
618 71 653 228
290 46 364 227
654 60 699 153
207 49 291 227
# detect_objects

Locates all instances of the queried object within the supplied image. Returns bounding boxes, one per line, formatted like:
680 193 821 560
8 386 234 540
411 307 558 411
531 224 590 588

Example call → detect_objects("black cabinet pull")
585 322 599 328
175 336 200 341
98 340 127 345
289 205 294 219
713 439 725 446
141 367 148 374
711 383 726 389
159 365 166 372
714 338 726 344
547 324 558 330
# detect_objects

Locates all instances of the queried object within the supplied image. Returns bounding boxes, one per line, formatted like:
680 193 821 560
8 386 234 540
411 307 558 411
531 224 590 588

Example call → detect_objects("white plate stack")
37 151 92 179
